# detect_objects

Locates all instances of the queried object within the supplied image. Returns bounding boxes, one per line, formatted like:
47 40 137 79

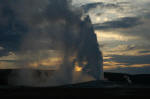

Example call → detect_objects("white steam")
4 0 104 86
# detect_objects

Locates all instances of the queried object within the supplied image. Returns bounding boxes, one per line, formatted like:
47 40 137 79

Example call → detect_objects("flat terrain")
0 83 150 96
0 69 150 96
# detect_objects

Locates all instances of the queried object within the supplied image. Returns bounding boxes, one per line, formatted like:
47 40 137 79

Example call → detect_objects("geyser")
0 0 103 86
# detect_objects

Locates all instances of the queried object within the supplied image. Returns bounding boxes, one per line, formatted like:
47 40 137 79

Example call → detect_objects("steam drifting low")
0 0 103 86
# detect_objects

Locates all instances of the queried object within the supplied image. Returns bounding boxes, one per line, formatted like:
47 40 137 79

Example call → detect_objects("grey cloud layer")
82 2 121 13
110 55 150 65
93 17 142 30
106 66 150 74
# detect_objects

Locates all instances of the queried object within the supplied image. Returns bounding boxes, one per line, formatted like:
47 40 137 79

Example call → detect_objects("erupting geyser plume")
0 0 103 86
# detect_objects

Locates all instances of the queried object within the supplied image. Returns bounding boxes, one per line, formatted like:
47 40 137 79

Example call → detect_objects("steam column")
81 16 104 80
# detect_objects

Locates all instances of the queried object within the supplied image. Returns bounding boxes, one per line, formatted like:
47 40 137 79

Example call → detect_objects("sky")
0 0 150 75
72 0 150 74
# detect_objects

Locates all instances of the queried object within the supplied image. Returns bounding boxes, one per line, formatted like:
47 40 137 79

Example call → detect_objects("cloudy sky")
0 0 150 75
72 0 150 74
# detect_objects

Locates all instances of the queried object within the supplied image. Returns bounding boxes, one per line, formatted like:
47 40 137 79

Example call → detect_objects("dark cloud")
0 60 18 63
109 17 150 41
110 55 150 65
105 66 150 74
0 0 28 56
104 54 150 74
139 51 150 54
93 17 142 30
93 11 150 41
82 2 121 13
144 12 150 18
0 50 9 57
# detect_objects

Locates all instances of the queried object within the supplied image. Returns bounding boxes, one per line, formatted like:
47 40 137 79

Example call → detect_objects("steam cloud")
0 0 103 86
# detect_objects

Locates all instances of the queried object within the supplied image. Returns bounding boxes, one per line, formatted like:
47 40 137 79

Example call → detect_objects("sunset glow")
75 66 83 72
